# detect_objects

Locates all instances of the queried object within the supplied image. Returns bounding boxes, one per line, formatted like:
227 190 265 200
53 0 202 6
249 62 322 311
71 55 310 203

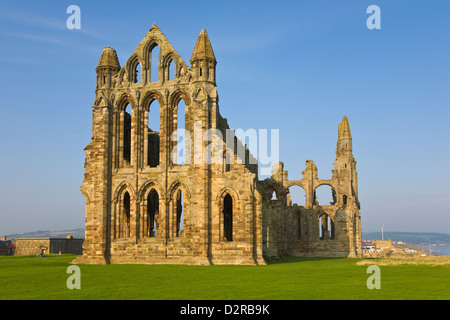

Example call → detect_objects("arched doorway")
319 213 335 240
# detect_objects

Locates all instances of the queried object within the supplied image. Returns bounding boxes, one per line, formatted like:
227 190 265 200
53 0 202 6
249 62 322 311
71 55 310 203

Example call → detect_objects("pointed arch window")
319 213 335 240
147 189 159 237
134 63 141 83
168 59 175 80
148 99 160 167
223 194 233 241
176 99 186 165
271 191 277 200
176 190 184 237
150 45 160 82
121 192 131 238
123 104 132 163
267 187 278 201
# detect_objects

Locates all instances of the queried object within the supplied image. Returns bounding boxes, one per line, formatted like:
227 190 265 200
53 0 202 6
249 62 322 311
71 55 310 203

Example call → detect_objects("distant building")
14 235 83 256
362 239 427 258
0 236 15 256
374 239 392 251
361 240 375 252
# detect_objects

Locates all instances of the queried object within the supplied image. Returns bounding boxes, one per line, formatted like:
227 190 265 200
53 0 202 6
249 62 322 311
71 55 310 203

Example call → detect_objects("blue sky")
0 0 449 235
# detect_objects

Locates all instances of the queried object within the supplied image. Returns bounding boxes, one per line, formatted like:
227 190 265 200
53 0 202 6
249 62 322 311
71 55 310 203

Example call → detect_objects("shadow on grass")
265 256 349 265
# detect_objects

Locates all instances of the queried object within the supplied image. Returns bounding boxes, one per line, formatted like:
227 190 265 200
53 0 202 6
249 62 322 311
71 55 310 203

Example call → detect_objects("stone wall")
15 237 83 255
374 240 392 250
15 239 51 255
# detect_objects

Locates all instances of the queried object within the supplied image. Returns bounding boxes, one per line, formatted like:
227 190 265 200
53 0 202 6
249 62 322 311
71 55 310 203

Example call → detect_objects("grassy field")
0 254 449 300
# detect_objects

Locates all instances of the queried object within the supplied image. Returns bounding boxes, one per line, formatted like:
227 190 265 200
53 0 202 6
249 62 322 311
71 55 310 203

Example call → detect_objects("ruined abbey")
73 25 362 265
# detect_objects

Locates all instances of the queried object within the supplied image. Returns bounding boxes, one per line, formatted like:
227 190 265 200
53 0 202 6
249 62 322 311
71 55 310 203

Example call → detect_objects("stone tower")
74 25 361 265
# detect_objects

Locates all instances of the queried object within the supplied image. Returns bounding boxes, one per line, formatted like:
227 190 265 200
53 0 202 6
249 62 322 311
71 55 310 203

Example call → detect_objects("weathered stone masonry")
73 25 361 265
15 236 83 256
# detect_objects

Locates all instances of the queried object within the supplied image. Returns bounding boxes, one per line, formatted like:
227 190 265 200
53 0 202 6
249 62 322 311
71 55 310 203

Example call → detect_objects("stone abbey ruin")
73 25 361 265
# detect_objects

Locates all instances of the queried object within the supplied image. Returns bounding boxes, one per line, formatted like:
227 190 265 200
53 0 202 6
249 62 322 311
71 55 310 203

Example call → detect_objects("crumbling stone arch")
169 88 191 107
168 180 191 200
141 90 164 168
115 93 137 112
216 187 240 242
284 184 307 206
168 181 191 238
143 40 160 64
138 181 166 239
127 54 143 84
261 181 284 202
314 183 336 206
143 40 161 83
112 182 136 240
162 52 177 82
216 186 240 202
138 180 165 202
145 188 160 238
113 94 137 168
318 212 335 240
141 90 164 109
113 181 136 202
169 89 190 166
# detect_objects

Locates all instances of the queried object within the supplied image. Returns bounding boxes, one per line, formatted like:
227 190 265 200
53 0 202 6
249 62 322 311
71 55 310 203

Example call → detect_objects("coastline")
420 245 450 256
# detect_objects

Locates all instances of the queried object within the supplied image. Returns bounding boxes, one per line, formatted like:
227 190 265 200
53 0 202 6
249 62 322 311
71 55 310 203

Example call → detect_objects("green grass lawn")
0 255 448 300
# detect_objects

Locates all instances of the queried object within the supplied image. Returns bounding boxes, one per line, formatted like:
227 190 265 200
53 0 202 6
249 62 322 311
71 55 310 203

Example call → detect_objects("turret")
336 115 352 157
96 46 120 91
190 29 216 84
333 116 359 208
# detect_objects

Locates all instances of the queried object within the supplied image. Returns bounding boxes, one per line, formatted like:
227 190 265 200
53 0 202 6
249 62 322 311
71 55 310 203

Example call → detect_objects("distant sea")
420 245 450 256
